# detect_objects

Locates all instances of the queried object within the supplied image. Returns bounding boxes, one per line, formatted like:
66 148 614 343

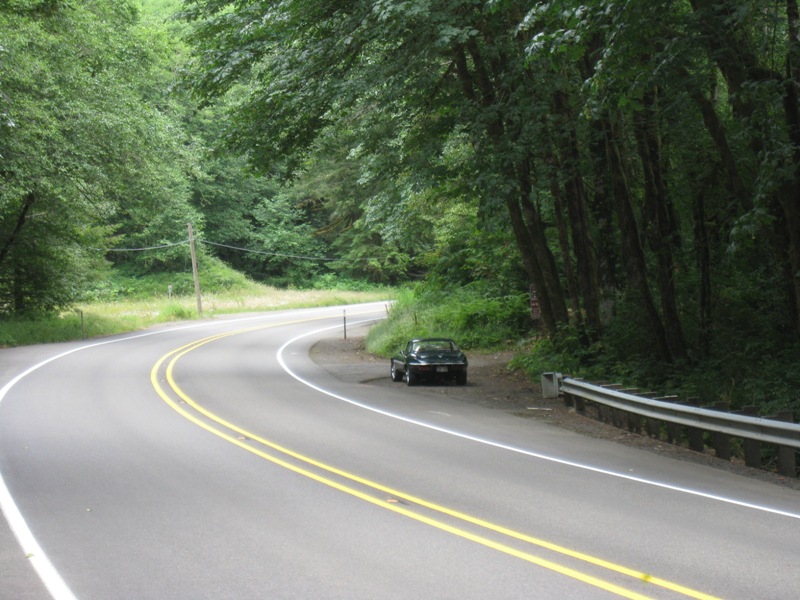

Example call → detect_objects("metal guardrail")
542 373 800 477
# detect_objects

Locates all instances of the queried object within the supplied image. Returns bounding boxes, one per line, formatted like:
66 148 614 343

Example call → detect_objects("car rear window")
418 341 454 351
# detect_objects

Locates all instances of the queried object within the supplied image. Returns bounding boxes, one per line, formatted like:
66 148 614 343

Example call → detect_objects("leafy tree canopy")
179 0 800 410
0 0 202 314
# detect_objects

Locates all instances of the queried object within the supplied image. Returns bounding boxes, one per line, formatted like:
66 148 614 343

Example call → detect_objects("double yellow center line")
150 322 720 600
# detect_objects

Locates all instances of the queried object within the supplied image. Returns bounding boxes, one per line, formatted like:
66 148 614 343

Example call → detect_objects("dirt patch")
311 335 800 491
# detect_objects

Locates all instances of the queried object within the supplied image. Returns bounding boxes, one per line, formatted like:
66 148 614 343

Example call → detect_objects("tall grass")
0 285 393 347
366 286 532 356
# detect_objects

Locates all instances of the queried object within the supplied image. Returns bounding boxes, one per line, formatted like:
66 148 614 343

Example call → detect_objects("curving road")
1 303 799 599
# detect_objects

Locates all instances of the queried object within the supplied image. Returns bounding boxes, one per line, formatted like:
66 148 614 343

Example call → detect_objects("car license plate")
436 366 448 373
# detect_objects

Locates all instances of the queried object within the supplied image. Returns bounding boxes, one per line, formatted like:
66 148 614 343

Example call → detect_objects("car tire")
456 372 467 386
405 368 417 386
391 362 403 382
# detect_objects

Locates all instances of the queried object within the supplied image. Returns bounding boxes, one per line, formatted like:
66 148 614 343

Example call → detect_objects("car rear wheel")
405 368 417 386
456 372 467 386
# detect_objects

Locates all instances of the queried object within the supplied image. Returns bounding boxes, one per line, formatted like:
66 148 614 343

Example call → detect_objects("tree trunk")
605 112 673 362
580 38 620 292
548 155 583 325
692 182 713 358
633 88 688 360
504 194 557 334
552 91 602 337
453 43 568 333
782 0 800 337
586 119 620 291
516 158 570 328
681 68 751 212
0 191 35 269
689 0 768 119
691 0 800 338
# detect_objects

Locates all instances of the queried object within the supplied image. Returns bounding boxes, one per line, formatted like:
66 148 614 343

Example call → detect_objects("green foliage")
511 306 800 418
365 289 425 357
366 284 532 357
159 302 196 321
0 0 202 313
509 327 596 382
135 0 182 21
0 312 92 347
93 254 260 300
310 274 391 293
1 261 395 347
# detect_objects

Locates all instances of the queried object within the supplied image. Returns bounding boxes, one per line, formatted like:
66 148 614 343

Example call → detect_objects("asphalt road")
1 303 799 599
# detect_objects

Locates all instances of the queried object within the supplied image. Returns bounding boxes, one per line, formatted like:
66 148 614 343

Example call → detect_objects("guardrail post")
645 416 661 439
740 405 762 468
594 383 622 427
712 401 732 460
685 398 706 453
574 394 586 415
627 412 641 432
688 429 705 453
774 411 797 477
627 396 644 432
612 407 626 428
666 401 685 444
631 393 658 435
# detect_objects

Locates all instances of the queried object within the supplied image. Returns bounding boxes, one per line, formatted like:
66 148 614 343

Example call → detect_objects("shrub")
366 285 533 356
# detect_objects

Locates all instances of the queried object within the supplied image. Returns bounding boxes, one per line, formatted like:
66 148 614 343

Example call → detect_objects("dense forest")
2 1 799 413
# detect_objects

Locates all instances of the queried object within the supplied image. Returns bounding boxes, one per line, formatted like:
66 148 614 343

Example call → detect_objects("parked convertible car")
390 338 468 386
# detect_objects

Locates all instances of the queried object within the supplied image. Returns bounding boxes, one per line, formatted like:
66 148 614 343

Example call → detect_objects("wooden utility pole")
187 223 203 317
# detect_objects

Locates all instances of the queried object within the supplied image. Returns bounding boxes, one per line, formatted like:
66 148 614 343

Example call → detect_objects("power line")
100 237 346 262
103 240 190 252
200 240 339 261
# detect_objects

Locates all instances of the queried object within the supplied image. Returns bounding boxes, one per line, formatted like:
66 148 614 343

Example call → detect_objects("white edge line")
277 320 800 522
0 304 386 600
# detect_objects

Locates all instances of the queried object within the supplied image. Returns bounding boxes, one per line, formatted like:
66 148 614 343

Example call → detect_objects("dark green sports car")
390 338 468 386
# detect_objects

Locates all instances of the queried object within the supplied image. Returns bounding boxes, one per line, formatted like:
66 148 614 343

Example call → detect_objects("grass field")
0 287 393 347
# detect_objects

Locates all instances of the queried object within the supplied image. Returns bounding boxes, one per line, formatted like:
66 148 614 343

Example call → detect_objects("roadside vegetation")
0 258 392 347
372 281 800 418
367 289 531 356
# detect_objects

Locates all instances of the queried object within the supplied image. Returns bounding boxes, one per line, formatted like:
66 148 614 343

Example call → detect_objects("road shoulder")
311 334 800 492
